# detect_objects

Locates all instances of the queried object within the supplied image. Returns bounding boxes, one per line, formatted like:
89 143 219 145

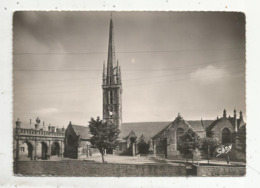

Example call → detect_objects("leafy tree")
238 125 246 153
200 137 220 164
88 117 120 163
177 129 200 163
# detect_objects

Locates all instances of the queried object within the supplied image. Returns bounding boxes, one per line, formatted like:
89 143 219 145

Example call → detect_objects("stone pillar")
15 139 19 158
148 139 154 155
14 137 20 174
31 143 35 161
34 140 37 161
60 140 63 158
153 144 157 157
48 140 51 160
132 143 136 156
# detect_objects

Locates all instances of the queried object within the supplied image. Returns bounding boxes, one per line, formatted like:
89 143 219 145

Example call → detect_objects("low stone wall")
15 161 186 176
192 164 246 176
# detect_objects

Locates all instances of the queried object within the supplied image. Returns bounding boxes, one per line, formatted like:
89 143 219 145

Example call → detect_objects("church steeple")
106 18 116 85
102 17 122 130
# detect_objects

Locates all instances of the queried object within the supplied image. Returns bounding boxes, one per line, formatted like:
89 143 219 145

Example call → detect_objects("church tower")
102 18 122 130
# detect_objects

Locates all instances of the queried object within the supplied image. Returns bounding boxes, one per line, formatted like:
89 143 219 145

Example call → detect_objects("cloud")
190 65 226 84
37 107 59 115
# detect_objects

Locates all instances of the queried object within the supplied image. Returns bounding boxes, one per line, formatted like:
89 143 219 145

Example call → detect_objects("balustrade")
16 128 65 137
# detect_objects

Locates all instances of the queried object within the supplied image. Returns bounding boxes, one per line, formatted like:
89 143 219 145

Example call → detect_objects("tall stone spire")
102 17 122 130
106 18 116 85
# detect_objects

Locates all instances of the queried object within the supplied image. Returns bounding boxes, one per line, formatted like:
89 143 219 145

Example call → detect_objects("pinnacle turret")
103 61 106 84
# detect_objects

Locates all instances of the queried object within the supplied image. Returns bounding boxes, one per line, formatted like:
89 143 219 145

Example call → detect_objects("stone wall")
192 164 246 176
15 161 186 176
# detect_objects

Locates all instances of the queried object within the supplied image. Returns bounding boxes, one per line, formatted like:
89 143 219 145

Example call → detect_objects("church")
100 17 246 161
13 17 246 162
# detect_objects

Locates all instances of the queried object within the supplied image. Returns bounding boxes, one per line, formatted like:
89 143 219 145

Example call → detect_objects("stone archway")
25 141 33 160
41 142 48 160
51 141 60 156
129 137 137 156
138 141 148 154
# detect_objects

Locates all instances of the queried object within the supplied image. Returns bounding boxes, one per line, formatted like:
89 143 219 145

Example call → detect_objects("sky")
13 11 245 128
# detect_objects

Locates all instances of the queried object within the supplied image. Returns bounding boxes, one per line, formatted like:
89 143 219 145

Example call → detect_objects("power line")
13 64 244 90
13 47 245 55
13 56 245 72
17 69 244 90
14 69 244 95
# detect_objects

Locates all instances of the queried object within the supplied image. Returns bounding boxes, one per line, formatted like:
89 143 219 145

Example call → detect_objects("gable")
207 118 235 133
65 123 91 140
71 124 91 140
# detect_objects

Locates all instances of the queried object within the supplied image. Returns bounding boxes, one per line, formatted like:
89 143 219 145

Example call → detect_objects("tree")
237 125 246 153
177 129 200 163
88 117 120 163
200 137 220 164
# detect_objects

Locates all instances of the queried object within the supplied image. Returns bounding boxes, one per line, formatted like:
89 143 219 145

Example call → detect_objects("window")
20 147 25 152
110 91 113 104
222 128 231 144
108 90 113 104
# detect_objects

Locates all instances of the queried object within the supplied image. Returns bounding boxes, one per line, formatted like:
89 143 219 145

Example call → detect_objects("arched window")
107 90 113 104
177 128 185 151
110 90 113 104
222 128 231 144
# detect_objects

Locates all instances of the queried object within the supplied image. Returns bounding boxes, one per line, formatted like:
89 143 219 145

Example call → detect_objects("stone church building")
99 17 246 161
116 110 246 161
14 17 246 162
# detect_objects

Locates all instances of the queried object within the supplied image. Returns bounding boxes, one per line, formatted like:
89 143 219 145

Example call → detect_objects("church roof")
120 120 213 140
120 122 169 140
206 117 245 132
187 120 213 132
71 124 91 140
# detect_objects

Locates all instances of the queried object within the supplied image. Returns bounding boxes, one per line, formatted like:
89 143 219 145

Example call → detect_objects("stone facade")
13 118 65 162
206 109 246 160
136 110 246 160
150 113 204 159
